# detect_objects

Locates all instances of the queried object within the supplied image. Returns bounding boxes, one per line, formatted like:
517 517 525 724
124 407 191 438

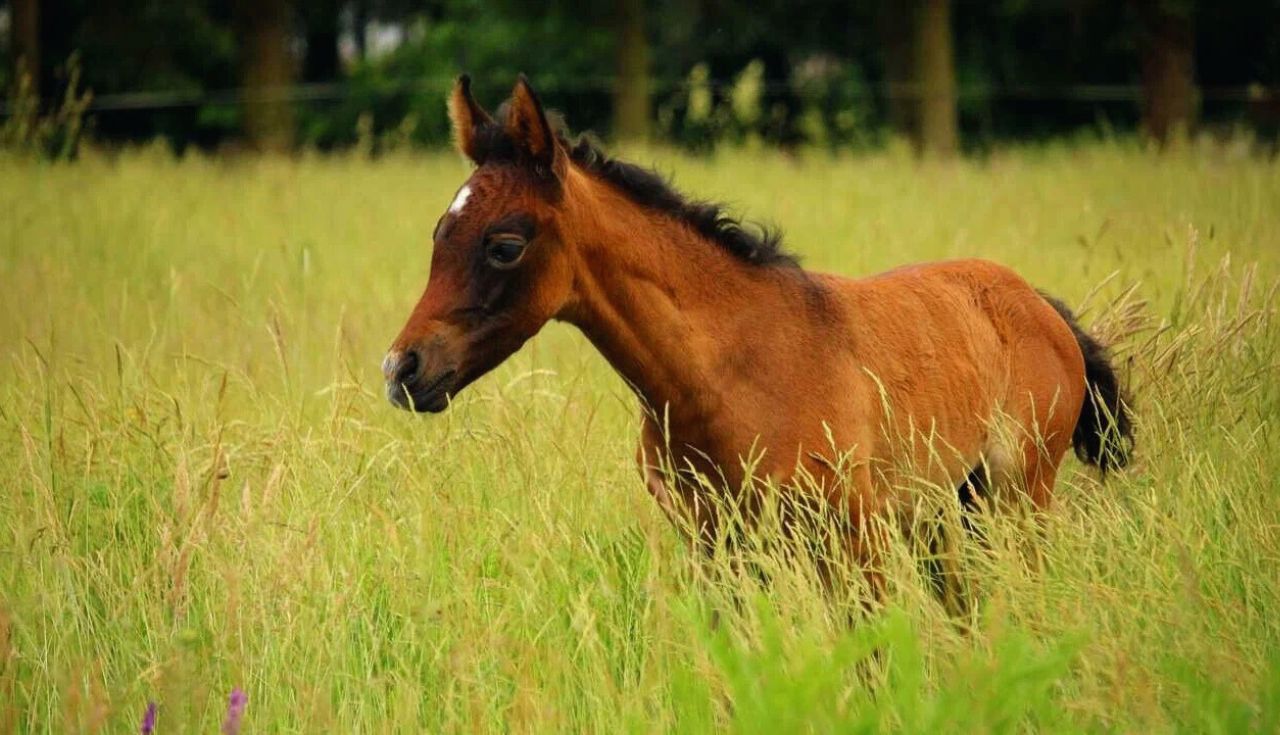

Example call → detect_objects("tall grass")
1 141 1278 732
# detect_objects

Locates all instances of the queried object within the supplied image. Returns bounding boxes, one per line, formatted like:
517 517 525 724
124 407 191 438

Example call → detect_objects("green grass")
1 140 1278 732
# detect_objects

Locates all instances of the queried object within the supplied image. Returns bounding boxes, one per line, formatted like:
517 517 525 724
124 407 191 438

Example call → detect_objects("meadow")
1 140 1278 732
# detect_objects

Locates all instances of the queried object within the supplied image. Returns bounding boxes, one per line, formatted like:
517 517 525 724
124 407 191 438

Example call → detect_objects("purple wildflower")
139 701 157 734
221 688 247 735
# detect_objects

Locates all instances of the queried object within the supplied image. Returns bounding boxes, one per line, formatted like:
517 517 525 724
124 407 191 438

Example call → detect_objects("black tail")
1041 294 1135 473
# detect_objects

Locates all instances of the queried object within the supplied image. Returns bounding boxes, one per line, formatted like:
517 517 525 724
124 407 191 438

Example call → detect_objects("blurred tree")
233 0 295 150
611 0 650 140
22 0 238 146
1133 0 1196 145
352 0 369 59
915 0 957 156
876 0 916 143
872 0 961 155
5 0 1277 150
301 0 342 83
10 0 39 96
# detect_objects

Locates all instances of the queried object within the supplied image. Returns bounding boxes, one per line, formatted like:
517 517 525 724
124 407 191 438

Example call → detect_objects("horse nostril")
393 350 421 385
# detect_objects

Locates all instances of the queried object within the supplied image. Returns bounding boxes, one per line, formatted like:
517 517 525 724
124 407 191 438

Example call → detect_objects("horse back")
827 259 1086 482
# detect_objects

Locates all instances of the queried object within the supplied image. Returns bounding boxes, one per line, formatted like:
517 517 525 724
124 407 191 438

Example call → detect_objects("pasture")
1 142 1278 732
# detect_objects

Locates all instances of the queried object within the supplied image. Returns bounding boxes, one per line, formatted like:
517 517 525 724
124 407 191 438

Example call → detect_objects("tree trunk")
612 0 651 141
11 0 40 97
1134 1 1196 145
877 0 917 144
352 0 369 60
915 0 958 157
235 0 295 151
302 0 341 83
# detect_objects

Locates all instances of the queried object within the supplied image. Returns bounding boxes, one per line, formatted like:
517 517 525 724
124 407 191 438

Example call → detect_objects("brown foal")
383 75 1133 590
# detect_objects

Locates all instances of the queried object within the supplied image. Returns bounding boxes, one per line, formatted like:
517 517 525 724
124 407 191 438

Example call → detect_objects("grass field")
2 141 1279 732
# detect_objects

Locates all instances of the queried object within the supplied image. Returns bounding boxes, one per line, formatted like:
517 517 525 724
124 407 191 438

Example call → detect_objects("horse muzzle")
382 347 456 413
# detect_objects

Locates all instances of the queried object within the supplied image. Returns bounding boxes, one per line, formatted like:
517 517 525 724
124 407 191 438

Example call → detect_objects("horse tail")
1041 293 1135 473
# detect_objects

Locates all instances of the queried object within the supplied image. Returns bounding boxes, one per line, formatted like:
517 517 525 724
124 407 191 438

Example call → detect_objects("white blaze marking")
449 185 472 214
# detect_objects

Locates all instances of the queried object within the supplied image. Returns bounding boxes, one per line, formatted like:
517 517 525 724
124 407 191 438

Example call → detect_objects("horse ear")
448 74 493 163
505 74 565 177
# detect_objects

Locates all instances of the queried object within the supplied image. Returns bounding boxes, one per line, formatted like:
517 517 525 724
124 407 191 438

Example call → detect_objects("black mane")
470 105 798 268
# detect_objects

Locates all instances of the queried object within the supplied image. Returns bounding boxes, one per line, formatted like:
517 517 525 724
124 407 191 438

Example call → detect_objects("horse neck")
556 170 809 424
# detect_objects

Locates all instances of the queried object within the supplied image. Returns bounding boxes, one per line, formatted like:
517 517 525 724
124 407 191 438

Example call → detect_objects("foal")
383 75 1133 590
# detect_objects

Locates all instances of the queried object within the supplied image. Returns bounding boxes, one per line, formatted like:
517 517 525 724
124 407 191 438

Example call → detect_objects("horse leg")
1020 458 1057 512
918 465 988 616
923 517 969 617
957 464 989 535
637 449 718 571
990 428 1070 575
820 465 890 607
636 420 719 556
637 441 679 525
1008 414 1071 512
1024 418 1072 520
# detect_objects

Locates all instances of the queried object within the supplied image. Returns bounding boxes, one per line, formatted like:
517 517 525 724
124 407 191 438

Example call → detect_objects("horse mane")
470 103 799 269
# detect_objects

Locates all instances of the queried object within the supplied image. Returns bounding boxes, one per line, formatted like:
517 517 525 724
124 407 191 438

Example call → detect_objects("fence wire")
3 78 1276 116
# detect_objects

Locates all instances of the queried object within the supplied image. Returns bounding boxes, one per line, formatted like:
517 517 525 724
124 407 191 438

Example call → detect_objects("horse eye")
485 236 527 269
